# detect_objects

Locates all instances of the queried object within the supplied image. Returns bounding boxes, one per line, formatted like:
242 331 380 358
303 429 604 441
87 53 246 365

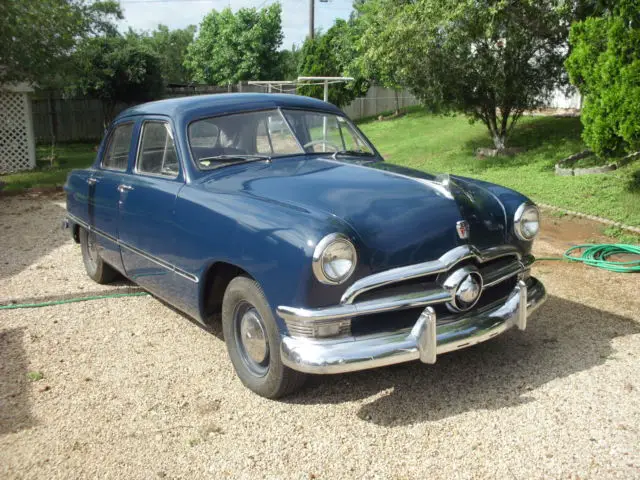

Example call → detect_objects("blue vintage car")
64 93 546 398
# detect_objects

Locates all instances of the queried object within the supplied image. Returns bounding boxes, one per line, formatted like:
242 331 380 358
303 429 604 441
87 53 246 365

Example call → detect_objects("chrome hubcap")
234 302 269 376
240 309 268 364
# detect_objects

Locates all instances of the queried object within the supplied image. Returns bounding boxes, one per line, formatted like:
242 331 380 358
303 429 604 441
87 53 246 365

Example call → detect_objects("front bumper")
280 276 546 374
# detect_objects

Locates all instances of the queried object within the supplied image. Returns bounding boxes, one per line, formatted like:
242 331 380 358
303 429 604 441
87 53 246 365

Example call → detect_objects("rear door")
118 118 188 304
88 120 136 273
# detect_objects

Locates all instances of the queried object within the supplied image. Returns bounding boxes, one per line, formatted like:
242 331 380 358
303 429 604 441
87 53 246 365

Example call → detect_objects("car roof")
114 93 344 123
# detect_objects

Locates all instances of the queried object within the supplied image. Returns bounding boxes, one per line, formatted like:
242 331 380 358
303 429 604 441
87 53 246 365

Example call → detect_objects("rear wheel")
222 276 306 398
79 228 118 284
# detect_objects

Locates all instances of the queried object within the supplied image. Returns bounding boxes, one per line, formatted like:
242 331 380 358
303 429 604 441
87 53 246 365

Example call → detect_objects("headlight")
312 233 357 285
514 203 540 241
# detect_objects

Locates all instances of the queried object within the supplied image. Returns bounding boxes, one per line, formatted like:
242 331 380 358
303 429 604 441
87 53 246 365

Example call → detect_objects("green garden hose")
0 244 638 311
0 292 149 310
535 243 640 273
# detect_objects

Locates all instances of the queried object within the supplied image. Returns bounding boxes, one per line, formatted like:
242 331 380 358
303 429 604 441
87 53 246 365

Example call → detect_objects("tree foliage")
0 0 122 85
298 20 369 107
185 5 284 85
566 0 640 156
71 35 164 125
356 0 569 149
130 25 196 85
280 46 302 81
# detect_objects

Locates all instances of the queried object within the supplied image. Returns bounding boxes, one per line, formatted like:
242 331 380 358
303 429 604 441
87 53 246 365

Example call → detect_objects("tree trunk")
492 133 506 150
484 108 508 150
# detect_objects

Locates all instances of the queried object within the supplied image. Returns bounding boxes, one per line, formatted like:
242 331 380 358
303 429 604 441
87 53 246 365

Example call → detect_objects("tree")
71 35 164 126
280 46 302 81
351 0 407 113
565 0 640 156
184 5 283 85
298 20 369 107
130 25 196 85
0 0 122 85
357 0 569 149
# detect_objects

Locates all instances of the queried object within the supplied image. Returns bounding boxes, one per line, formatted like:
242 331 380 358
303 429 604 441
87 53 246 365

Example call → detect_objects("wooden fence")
31 84 420 144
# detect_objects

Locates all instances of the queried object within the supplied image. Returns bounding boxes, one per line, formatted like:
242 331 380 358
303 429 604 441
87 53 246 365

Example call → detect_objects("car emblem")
442 266 484 312
456 220 470 240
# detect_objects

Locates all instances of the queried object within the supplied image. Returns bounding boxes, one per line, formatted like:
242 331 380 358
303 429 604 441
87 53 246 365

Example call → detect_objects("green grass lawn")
0 143 97 192
359 111 640 227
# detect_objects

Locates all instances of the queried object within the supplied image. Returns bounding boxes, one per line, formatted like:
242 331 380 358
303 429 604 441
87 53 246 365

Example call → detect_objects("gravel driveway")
1 194 639 479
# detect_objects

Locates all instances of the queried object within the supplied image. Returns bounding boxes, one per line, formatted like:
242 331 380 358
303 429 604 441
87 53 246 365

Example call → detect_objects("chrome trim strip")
280 276 546 374
340 244 520 304
66 214 199 283
277 288 452 324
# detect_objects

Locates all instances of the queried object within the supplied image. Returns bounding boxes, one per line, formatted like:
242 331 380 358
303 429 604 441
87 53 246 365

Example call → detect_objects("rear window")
102 123 134 171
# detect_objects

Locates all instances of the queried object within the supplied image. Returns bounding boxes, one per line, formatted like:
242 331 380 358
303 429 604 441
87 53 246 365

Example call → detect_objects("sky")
118 0 354 49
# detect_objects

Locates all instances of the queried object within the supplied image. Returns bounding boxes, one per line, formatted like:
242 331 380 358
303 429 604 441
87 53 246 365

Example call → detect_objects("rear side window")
102 123 134 171
136 122 179 177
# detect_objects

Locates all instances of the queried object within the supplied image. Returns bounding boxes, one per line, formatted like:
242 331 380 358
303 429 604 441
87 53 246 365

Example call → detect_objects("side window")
136 122 179 177
102 123 134 170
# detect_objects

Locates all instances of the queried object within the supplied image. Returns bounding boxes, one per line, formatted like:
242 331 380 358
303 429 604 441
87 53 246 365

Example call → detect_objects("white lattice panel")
0 91 36 173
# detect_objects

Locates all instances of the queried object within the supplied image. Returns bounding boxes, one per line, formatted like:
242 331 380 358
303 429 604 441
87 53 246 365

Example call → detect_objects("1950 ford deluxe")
64 93 547 398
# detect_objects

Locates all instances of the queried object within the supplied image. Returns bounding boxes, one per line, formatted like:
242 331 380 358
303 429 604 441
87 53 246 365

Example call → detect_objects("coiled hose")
0 244 638 311
536 243 640 273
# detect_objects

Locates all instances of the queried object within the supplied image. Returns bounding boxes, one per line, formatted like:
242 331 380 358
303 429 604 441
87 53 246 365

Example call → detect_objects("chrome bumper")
280 277 546 374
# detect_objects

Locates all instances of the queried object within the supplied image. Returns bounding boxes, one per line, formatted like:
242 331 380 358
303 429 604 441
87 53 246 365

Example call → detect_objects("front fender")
173 186 358 329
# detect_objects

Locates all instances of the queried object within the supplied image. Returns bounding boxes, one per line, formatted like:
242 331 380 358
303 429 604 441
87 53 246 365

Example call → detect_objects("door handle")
117 184 134 193
86 177 98 185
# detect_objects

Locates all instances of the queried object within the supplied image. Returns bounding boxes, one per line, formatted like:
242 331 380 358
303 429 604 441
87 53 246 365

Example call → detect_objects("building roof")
115 93 343 123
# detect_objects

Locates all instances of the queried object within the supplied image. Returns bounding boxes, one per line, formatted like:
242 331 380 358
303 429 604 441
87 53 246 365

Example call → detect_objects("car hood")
199 157 508 271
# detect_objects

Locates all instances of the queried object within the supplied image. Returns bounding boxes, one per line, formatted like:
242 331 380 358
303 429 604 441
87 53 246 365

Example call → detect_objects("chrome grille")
349 254 524 335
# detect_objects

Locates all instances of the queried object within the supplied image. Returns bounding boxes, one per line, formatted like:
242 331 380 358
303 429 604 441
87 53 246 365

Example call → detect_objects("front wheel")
222 276 307 398
79 228 119 284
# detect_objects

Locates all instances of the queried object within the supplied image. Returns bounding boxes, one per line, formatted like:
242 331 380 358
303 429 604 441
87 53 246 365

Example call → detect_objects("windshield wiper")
332 150 375 159
198 154 272 169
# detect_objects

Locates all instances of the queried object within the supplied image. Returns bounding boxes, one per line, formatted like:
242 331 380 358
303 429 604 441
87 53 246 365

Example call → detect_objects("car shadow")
284 295 639 425
0 328 35 435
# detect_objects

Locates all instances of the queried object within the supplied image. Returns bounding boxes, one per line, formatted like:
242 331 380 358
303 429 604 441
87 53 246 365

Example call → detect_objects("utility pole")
309 0 315 39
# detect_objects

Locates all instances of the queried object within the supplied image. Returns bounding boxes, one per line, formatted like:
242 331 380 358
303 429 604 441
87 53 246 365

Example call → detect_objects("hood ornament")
456 220 470 240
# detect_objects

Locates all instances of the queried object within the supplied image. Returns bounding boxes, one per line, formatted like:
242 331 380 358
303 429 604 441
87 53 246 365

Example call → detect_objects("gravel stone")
1 193 639 479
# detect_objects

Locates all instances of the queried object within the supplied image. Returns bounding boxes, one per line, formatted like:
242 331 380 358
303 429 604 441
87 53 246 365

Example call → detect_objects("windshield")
188 109 374 170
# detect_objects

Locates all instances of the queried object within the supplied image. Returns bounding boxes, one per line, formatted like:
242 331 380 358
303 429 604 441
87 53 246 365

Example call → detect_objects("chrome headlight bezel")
514 203 540 241
312 233 357 285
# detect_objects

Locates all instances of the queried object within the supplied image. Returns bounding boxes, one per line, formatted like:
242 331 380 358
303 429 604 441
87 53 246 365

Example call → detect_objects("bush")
566 1 640 157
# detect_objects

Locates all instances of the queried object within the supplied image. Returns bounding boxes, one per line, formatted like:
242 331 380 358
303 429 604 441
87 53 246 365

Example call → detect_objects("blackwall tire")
79 228 119 284
222 276 307 398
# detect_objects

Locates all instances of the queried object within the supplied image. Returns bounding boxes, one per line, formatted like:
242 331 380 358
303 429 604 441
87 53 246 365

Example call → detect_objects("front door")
88 121 136 273
118 119 188 306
